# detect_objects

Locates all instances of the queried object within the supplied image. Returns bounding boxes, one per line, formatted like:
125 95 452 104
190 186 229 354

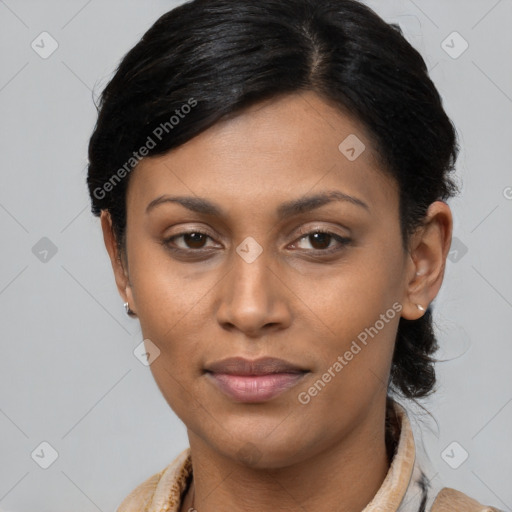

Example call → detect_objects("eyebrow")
145 190 370 218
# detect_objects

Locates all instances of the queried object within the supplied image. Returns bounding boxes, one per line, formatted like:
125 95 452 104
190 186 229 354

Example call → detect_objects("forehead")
127 91 397 215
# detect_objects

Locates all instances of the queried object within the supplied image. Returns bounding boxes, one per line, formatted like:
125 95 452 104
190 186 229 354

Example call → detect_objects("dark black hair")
87 0 459 443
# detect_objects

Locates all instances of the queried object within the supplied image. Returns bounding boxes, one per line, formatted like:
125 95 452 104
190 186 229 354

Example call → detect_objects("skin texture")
101 91 452 512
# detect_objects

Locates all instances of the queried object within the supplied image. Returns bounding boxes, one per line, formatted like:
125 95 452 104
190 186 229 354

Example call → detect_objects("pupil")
311 232 330 250
185 232 205 249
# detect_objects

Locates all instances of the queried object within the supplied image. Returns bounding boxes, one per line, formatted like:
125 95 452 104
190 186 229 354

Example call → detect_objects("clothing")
116 401 503 511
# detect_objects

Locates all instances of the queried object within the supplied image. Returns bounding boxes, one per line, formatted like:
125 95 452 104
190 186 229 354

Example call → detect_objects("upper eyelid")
165 219 350 237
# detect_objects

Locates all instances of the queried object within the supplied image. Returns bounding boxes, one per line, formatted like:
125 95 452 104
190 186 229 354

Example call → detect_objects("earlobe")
401 201 453 320
401 300 429 320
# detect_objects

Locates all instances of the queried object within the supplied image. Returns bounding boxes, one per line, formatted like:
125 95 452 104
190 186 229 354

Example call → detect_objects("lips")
204 356 308 376
204 356 309 402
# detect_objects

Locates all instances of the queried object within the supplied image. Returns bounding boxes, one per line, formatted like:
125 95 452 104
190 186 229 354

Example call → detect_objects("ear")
100 210 136 316
401 201 453 320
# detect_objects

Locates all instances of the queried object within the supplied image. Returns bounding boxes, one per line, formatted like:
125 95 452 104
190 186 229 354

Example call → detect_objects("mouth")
204 356 310 403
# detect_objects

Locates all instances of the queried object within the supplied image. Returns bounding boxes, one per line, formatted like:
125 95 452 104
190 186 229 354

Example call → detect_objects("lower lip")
206 372 307 402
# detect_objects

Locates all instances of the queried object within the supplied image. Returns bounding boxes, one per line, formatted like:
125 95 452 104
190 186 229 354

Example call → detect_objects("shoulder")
115 448 192 512
115 469 164 512
431 487 504 512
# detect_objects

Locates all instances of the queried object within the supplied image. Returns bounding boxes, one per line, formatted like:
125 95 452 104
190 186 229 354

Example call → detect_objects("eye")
162 229 218 251
290 228 351 254
161 227 351 256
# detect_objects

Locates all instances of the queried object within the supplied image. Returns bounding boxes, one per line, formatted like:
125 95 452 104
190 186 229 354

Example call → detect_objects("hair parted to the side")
87 0 460 444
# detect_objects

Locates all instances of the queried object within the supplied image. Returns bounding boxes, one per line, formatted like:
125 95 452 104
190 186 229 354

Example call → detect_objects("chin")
214 432 312 470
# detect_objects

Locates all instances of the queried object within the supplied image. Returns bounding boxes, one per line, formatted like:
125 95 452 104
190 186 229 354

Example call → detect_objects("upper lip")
205 356 308 376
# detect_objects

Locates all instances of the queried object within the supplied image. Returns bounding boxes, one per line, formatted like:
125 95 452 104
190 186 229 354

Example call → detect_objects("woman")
87 0 502 510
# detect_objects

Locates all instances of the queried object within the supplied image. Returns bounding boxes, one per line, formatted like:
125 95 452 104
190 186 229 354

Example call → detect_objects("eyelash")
162 227 351 257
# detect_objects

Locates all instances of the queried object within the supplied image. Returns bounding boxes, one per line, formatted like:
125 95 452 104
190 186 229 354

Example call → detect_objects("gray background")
0 0 511 510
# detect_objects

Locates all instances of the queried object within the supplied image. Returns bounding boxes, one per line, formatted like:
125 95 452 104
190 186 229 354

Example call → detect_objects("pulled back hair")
87 0 459 447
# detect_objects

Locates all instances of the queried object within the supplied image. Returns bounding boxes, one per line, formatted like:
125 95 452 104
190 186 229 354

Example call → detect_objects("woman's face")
103 91 442 468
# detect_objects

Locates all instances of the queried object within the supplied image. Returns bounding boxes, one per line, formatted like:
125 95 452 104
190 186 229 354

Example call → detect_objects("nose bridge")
215 235 289 332
229 235 274 302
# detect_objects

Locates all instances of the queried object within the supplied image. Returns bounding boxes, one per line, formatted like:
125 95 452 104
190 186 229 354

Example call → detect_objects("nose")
215 246 292 337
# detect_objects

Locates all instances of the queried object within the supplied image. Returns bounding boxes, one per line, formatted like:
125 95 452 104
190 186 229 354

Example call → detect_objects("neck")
182 402 392 512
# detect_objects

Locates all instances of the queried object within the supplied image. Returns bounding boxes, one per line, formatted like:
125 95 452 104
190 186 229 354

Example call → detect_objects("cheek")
128 241 199 330
295 249 402 346
127 246 210 388
133 280 210 424
292 248 402 396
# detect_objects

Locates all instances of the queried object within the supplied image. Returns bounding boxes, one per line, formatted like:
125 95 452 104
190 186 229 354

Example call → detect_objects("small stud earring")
416 304 425 312
124 302 135 316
